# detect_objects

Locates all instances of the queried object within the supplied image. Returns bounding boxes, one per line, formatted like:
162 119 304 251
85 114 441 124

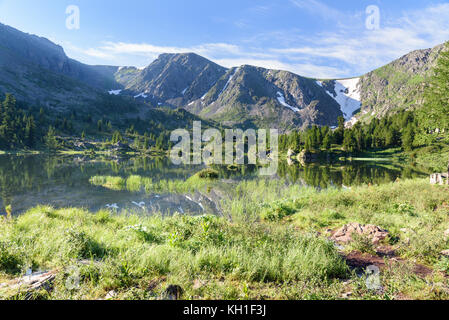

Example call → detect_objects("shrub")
0 241 24 274
260 201 296 222
197 168 219 180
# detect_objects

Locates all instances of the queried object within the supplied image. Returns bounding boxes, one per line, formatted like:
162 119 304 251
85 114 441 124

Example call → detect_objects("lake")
0 154 428 216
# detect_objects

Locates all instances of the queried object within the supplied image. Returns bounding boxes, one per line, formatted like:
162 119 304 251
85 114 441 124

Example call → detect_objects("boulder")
332 223 389 244
430 173 449 185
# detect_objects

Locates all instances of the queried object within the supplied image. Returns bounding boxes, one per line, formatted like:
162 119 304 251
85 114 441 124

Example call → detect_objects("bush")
260 201 296 222
197 168 219 180
0 241 24 274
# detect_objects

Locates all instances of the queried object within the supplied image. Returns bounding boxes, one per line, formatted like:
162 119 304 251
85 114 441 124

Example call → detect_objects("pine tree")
111 131 123 144
334 116 345 145
44 126 59 150
322 133 331 151
402 124 415 151
143 133 150 150
97 120 103 132
419 42 449 142
24 116 36 148
343 130 357 153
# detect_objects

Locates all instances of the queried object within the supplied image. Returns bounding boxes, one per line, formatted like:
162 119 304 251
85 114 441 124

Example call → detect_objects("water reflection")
277 161 427 189
0 154 428 216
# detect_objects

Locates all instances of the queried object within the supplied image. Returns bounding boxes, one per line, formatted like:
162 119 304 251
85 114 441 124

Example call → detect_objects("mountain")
114 54 343 130
184 65 342 130
317 43 447 126
0 21 446 133
357 43 445 120
115 53 227 108
0 22 122 112
113 46 447 131
0 22 214 136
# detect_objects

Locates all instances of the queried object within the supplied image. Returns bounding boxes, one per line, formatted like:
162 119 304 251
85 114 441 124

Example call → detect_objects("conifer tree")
419 42 449 142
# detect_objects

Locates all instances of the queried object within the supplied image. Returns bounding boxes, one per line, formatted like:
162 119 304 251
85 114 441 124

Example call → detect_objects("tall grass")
0 207 347 299
2 178 449 299
89 169 219 195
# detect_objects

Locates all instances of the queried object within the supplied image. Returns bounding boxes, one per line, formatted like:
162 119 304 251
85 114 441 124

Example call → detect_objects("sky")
0 0 448 78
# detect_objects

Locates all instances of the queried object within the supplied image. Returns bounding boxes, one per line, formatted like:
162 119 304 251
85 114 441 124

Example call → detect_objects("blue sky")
1 0 448 78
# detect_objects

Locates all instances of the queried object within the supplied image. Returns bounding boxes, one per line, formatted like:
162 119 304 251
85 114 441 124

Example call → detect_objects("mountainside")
0 23 118 90
0 22 214 139
114 55 343 130
0 21 446 133
115 53 227 108
185 65 342 130
0 22 122 112
357 43 445 120
317 43 447 126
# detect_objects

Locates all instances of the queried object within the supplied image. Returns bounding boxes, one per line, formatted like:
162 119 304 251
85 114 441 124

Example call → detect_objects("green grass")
2 178 449 300
0 207 348 300
89 169 219 194
409 143 449 172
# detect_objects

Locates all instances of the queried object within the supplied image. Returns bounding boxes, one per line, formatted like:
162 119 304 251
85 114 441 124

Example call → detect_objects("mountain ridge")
0 21 446 132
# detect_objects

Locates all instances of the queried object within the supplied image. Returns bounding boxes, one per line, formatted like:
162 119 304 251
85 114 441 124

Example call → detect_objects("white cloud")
65 3 449 79
268 2 449 76
290 0 344 20
98 42 241 57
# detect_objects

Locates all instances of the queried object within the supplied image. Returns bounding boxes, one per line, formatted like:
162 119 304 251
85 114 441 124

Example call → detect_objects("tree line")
0 94 37 149
279 110 418 154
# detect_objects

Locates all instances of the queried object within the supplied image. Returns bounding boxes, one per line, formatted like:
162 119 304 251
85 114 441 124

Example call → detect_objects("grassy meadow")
1 177 449 300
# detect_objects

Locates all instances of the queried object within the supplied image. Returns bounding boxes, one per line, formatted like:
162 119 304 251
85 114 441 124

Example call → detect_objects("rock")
332 223 389 244
111 141 133 153
430 173 449 185
105 290 118 300
440 250 449 257
0 270 57 296
163 285 183 300
71 140 97 152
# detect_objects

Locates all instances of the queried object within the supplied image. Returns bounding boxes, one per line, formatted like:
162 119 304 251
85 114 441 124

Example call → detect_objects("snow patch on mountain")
277 92 300 113
108 89 122 95
134 93 148 99
320 78 362 121
218 68 238 98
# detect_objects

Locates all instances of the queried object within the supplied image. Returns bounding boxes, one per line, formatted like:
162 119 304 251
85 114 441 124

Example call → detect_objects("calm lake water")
0 154 428 216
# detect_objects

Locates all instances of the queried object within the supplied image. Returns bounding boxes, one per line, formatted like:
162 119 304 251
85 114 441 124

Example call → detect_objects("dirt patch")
344 250 434 279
